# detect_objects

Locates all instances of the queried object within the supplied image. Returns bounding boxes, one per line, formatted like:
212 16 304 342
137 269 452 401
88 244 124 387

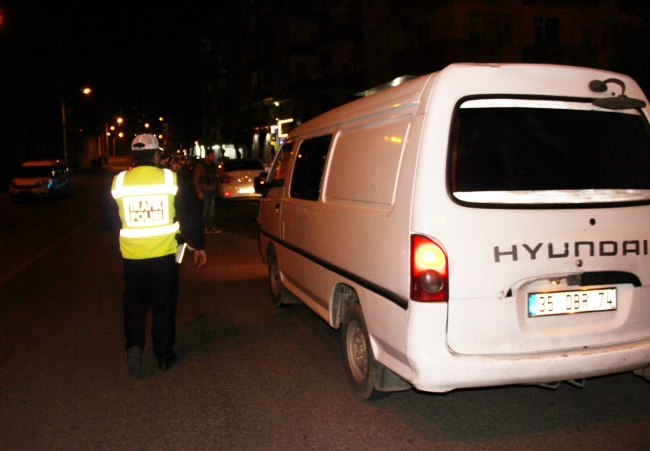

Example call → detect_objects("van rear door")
443 97 650 355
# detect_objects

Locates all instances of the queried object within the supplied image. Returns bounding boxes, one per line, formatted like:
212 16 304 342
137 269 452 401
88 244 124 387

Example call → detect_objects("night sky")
0 1 233 156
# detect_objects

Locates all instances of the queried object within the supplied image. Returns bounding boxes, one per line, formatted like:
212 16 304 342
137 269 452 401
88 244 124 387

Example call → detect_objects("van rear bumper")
406 302 650 393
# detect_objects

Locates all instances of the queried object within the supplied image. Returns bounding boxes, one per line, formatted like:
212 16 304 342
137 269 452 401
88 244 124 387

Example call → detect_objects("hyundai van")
256 63 650 399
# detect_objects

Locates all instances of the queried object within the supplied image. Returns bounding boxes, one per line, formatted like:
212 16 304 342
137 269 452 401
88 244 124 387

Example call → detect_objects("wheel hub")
347 321 368 381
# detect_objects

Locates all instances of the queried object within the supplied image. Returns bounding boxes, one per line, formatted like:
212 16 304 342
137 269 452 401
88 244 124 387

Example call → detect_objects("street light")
159 116 169 150
105 117 125 158
61 87 92 167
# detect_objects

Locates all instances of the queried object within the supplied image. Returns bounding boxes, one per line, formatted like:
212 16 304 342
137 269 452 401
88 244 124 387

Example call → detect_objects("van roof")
287 62 645 140
288 71 434 138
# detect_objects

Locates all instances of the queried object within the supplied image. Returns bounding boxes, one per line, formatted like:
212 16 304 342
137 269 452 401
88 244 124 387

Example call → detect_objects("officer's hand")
193 249 207 268
197 192 204 200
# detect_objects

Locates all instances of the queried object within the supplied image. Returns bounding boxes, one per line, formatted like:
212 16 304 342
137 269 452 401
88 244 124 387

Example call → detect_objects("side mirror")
254 172 269 196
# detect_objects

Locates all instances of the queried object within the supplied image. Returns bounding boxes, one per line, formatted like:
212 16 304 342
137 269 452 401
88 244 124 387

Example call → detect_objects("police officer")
101 134 207 377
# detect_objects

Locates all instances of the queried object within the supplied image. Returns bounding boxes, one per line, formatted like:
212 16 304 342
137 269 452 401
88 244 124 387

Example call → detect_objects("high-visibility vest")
111 166 179 260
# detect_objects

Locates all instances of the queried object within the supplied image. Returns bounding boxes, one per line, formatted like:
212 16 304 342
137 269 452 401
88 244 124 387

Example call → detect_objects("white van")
255 63 650 399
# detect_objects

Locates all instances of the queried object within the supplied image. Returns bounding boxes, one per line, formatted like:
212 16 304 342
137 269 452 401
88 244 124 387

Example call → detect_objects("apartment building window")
218 73 230 90
319 52 333 74
332 5 350 27
200 39 212 54
296 62 306 80
469 12 512 43
534 17 560 46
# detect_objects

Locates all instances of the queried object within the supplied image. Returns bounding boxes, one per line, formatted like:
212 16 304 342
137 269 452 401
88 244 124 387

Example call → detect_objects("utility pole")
59 29 68 167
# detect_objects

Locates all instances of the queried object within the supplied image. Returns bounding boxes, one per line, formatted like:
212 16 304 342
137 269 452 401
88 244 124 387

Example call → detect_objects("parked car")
9 159 70 202
216 158 264 202
256 63 650 399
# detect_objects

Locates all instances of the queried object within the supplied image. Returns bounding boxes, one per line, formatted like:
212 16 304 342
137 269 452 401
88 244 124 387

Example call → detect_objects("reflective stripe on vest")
112 168 179 240
112 169 178 198
119 222 179 238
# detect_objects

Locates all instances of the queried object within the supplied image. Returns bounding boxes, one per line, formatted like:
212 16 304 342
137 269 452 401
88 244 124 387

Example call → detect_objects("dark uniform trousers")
123 254 178 360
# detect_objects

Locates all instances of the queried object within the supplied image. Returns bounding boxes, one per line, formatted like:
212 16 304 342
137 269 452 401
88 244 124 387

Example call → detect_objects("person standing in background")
193 149 220 233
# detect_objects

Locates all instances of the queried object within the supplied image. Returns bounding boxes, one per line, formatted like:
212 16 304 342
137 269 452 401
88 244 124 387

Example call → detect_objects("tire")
267 248 284 308
342 302 387 400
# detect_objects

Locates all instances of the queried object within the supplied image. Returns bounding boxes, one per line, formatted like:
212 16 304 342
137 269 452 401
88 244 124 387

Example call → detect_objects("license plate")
238 187 255 194
528 288 617 317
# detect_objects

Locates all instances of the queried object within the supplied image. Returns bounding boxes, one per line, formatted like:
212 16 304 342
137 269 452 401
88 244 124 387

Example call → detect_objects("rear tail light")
220 175 231 184
411 234 448 302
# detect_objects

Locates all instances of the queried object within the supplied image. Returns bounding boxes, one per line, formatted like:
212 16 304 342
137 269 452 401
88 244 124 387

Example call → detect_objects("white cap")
131 134 161 151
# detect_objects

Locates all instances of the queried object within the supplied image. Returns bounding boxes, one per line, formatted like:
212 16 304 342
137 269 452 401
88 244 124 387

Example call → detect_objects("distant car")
216 158 265 202
9 159 70 202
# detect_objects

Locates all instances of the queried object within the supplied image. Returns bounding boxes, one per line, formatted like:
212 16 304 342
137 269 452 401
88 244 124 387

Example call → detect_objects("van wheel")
267 249 284 307
342 303 386 400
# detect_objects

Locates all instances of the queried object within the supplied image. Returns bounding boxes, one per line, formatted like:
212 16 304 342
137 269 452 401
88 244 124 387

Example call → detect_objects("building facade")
200 0 648 163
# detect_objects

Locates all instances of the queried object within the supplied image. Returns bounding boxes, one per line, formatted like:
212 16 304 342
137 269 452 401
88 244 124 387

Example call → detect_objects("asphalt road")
1 170 650 450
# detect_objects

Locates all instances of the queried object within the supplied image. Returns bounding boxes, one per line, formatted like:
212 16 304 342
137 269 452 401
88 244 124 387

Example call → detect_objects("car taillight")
220 175 231 183
410 234 448 302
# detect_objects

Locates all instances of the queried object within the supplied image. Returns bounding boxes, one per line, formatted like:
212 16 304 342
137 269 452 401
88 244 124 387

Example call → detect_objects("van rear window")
450 98 650 206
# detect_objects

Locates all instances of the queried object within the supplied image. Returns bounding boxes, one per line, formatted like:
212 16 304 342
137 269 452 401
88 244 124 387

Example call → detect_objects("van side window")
269 142 295 187
290 135 332 201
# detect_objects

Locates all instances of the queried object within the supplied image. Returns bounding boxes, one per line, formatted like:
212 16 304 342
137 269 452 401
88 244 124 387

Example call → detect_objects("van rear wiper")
589 78 647 110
